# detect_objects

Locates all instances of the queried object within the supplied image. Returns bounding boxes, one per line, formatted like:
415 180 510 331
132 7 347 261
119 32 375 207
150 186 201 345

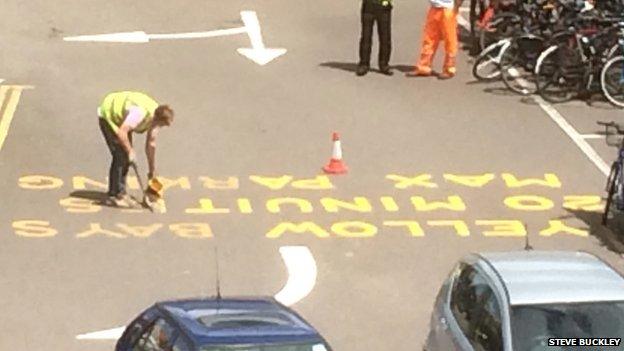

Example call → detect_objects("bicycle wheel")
601 55 624 108
535 46 580 103
472 42 504 81
603 162 620 225
500 39 540 95
607 43 622 60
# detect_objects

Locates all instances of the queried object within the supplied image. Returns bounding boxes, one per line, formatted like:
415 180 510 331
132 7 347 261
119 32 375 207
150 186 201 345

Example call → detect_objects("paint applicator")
145 178 167 213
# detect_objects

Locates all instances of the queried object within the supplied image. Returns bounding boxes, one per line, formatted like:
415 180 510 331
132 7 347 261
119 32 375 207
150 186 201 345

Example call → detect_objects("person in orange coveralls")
408 0 463 79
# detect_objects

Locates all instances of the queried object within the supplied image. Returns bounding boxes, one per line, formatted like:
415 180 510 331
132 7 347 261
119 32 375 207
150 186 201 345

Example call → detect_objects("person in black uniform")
357 0 394 76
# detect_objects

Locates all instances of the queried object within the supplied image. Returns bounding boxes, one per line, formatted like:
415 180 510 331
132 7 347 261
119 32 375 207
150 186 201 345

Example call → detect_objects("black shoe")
356 65 369 76
379 66 394 76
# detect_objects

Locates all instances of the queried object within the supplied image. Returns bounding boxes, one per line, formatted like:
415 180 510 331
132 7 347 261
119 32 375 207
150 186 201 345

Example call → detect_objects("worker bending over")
97 91 174 207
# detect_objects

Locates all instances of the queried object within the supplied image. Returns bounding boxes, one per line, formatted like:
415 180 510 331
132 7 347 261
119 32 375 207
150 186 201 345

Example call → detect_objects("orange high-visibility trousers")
416 7 458 74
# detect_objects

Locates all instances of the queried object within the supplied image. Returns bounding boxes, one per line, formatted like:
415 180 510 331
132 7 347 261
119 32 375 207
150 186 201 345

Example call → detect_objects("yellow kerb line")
0 85 34 152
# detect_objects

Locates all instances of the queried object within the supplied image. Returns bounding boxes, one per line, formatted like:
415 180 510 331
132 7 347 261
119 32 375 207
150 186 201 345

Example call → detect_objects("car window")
450 264 477 333
471 287 503 351
450 264 503 351
512 301 624 350
121 309 159 347
200 343 328 351
123 322 147 348
133 318 178 351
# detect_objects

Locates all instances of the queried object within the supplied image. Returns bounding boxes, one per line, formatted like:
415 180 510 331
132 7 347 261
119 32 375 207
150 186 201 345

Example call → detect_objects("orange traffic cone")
323 132 348 174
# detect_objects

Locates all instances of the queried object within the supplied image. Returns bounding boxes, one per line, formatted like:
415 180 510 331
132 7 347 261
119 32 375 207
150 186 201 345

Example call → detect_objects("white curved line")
274 246 317 306
76 326 125 340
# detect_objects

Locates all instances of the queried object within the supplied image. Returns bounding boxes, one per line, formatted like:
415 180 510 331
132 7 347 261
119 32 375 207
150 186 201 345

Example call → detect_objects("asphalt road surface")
2 1 624 350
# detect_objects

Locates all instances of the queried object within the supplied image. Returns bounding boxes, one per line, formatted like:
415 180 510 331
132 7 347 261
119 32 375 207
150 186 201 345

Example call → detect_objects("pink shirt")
120 106 146 130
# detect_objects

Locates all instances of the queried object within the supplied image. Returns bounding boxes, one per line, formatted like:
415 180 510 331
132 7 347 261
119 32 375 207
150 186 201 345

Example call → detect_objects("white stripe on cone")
323 132 348 174
332 140 342 160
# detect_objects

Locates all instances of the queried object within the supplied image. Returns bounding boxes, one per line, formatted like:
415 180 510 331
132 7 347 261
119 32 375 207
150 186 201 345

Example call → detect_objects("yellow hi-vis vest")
99 91 158 134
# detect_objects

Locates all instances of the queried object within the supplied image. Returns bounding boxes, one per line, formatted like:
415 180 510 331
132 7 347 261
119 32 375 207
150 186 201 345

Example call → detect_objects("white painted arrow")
237 11 287 65
63 11 286 65
63 27 248 43
64 31 150 43
76 246 316 341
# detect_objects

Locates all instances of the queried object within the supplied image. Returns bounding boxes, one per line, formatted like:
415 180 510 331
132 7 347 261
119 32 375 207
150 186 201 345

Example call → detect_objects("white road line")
64 31 150 43
148 27 247 40
580 134 605 139
535 97 610 176
0 85 34 154
64 27 247 43
76 327 125 340
76 246 318 341
458 16 610 176
274 246 317 306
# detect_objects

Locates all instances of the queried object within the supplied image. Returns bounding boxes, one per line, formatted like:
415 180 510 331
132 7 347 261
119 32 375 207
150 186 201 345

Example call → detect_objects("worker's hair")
154 105 174 122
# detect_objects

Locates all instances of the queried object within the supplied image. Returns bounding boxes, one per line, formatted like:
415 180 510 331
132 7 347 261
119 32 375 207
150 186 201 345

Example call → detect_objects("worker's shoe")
438 70 456 80
108 193 134 208
356 65 370 76
406 69 432 77
379 66 394 76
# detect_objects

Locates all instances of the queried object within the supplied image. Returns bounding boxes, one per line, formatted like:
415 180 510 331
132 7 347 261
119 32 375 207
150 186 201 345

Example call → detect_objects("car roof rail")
475 253 512 306
214 246 222 310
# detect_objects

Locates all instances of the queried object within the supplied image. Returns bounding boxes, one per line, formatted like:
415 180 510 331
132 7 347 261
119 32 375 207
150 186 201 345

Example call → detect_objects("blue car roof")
156 297 323 347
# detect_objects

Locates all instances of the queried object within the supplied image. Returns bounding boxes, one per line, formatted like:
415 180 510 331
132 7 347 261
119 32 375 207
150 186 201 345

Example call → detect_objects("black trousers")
99 118 130 197
358 5 392 68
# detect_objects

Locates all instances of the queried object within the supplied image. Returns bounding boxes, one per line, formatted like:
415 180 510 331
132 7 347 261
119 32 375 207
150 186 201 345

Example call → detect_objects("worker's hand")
128 150 137 165
147 172 155 180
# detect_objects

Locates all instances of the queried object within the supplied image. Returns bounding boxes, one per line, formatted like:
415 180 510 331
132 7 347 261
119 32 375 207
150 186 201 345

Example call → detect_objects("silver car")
425 251 624 350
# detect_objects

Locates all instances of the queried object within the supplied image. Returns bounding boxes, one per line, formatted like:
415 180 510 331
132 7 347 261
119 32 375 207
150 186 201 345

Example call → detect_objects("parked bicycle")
498 0 579 94
472 14 522 81
534 17 623 103
473 0 584 83
600 28 624 107
471 0 624 106
598 121 624 225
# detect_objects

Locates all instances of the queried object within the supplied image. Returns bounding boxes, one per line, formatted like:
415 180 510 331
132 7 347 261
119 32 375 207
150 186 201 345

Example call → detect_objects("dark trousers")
358 5 392 68
99 118 129 197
